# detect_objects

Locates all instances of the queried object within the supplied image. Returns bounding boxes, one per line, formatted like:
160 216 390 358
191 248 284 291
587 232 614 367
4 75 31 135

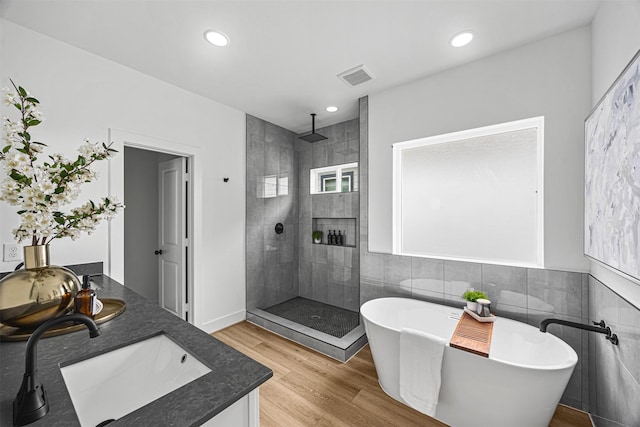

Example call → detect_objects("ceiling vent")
337 64 375 87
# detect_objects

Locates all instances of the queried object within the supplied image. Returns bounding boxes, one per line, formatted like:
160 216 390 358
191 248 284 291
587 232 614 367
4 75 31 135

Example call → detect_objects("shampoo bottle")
75 275 97 317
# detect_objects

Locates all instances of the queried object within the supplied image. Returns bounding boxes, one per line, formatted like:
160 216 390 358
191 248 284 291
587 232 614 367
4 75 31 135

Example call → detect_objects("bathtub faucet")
539 318 618 345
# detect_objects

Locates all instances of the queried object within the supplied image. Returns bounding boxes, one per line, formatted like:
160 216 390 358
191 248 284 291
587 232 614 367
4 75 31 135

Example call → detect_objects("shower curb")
247 309 367 362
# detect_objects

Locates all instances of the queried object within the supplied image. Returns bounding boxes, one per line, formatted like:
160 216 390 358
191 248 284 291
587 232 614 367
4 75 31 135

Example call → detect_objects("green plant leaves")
9 171 26 182
462 289 488 302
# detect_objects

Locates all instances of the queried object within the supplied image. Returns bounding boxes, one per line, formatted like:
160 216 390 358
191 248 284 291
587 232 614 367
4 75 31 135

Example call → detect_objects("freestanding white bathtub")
361 298 578 427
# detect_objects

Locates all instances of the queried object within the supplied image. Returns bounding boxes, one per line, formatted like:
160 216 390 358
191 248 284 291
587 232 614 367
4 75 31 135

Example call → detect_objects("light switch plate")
3 243 21 261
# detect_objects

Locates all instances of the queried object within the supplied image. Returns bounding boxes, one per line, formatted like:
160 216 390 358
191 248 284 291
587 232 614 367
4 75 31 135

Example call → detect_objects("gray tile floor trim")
247 309 367 362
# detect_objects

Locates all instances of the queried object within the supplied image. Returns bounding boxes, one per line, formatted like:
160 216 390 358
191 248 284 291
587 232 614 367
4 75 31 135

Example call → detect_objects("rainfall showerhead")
299 113 327 143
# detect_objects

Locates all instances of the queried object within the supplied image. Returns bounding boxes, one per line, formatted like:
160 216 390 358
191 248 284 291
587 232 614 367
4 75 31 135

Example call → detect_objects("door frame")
107 128 199 325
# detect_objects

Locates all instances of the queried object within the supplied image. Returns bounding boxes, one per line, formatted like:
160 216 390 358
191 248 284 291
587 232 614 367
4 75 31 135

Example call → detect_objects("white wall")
0 20 247 332
590 0 640 308
369 26 592 272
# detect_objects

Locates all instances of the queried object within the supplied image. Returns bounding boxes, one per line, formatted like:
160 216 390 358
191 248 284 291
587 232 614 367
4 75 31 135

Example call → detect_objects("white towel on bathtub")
399 327 447 417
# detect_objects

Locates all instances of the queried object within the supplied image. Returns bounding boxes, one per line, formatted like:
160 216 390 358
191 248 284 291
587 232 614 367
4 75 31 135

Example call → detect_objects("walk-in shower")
245 114 366 361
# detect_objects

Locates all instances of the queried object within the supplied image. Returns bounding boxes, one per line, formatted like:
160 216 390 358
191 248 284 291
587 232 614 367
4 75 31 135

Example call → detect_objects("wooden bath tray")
450 311 494 357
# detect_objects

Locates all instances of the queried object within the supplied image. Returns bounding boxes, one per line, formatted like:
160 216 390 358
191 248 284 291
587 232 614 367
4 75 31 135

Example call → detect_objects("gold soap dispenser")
74 275 97 317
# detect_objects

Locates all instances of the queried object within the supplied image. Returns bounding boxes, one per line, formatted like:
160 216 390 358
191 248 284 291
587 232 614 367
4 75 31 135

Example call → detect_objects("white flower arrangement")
1 80 123 245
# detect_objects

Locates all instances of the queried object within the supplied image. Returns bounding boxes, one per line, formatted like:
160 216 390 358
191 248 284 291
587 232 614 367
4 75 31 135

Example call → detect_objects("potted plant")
462 289 488 311
312 230 323 244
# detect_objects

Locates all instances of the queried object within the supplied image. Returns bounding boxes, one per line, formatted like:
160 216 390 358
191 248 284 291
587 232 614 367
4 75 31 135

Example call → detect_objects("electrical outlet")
3 243 21 262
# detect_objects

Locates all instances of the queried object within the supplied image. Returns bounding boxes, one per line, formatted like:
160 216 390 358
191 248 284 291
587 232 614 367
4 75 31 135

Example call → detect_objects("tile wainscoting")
358 235 590 411
588 275 640 427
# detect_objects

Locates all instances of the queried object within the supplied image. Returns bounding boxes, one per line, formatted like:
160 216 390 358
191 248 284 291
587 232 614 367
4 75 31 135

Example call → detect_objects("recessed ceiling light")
204 30 230 47
326 106 338 113
450 31 474 47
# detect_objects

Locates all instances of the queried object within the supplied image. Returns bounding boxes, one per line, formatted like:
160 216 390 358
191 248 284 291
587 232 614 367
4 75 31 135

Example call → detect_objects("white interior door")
158 157 187 319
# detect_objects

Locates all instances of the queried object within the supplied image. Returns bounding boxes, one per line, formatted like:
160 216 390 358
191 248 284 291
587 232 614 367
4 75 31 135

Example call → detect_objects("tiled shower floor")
248 297 367 361
263 297 359 338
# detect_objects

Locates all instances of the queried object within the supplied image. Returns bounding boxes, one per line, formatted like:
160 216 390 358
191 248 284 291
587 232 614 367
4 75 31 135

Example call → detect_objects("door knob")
154 249 163 255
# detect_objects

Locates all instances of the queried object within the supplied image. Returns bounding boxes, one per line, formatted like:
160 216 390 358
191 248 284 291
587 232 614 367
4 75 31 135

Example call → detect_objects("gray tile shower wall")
246 115 299 310
588 275 640 427
357 95 640 419
297 118 360 312
247 113 361 313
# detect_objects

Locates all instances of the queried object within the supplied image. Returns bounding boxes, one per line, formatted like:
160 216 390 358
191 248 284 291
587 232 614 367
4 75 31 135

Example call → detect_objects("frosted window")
393 117 543 267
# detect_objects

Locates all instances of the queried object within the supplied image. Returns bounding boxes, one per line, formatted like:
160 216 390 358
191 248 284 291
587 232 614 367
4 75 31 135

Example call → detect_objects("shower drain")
310 315 321 320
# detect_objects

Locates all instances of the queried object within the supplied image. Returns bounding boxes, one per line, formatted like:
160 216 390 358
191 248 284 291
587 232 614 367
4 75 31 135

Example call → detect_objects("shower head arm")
299 113 327 142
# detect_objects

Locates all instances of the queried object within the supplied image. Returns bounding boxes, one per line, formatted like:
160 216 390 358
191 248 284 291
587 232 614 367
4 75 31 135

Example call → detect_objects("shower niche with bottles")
311 217 357 247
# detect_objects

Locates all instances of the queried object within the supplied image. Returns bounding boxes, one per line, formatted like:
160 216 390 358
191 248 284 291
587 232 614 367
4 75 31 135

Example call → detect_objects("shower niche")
311 217 357 247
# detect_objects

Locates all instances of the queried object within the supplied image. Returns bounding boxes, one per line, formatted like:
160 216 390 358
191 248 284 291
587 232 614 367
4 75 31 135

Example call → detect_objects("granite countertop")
0 275 273 426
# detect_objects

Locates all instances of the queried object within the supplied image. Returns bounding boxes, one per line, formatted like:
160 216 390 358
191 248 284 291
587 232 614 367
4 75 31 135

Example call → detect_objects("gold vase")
0 245 80 328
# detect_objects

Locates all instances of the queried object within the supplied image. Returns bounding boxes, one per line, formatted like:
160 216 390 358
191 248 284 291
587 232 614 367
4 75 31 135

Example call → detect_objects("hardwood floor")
212 321 592 427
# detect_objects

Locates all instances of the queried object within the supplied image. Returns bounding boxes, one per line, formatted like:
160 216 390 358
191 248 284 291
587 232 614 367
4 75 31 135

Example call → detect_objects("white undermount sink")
60 333 211 427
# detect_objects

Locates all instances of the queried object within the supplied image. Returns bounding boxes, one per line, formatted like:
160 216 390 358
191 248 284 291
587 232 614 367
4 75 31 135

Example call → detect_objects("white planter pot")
466 301 478 311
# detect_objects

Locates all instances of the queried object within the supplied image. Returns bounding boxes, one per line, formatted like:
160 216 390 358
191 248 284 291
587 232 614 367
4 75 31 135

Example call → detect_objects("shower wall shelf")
312 241 357 248
312 217 357 247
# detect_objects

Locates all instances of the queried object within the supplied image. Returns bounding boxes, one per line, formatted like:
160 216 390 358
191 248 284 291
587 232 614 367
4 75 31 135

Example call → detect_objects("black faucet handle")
592 320 606 328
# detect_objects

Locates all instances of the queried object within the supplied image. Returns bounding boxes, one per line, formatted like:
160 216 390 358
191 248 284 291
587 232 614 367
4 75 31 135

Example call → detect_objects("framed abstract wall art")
585 48 640 281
